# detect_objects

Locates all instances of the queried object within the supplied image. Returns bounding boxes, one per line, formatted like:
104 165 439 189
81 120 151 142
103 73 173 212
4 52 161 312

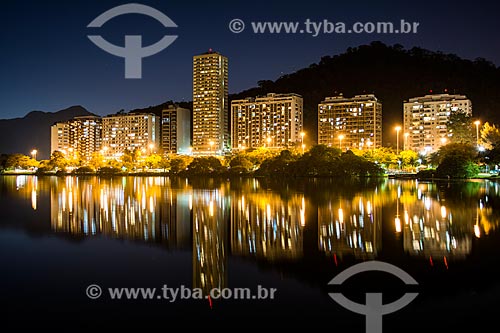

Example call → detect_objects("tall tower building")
192 50 228 155
161 105 191 155
318 94 382 150
231 93 303 150
404 93 472 153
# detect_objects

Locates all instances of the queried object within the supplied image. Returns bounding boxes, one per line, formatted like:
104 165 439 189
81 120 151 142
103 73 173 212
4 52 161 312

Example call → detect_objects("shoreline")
1 172 498 181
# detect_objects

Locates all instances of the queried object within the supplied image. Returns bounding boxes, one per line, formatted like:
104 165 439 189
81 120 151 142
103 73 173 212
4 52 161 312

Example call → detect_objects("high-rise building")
231 93 303 150
101 113 159 159
192 50 228 155
161 105 191 155
50 116 102 161
318 94 382 150
51 122 71 154
404 93 472 153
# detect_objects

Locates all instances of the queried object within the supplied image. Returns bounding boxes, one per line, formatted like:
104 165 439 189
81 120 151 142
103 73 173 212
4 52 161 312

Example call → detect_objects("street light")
440 137 447 146
403 133 409 151
474 120 481 146
209 140 214 154
395 126 401 154
338 134 344 151
31 149 37 160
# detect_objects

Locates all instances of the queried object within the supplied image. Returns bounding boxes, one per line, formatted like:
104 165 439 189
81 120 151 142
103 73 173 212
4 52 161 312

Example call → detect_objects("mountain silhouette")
0 106 94 159
231 41 500 145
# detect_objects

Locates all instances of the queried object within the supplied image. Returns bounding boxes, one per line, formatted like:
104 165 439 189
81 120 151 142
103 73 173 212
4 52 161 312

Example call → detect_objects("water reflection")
230 193 305 260
318 192 381 260
193 187 229 293
396 181 472 260
3 175 500 265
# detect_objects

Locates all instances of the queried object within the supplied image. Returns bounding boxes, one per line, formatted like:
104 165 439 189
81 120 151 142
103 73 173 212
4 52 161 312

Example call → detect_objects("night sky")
1 0 499 119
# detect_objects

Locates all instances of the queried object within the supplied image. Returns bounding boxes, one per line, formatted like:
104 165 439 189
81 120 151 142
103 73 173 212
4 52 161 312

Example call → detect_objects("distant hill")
0 106 94 159
231 41 500 145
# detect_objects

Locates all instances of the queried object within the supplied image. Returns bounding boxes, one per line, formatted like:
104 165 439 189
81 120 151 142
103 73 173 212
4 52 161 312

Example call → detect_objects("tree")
144 153 163 169
4 154 38 170
399 150 419 171
186 157 225 175
229 155 254 174
121 148 140 171
88 152 105 171
170 155 193 174
48 151 69 171
430 143 477 166
436 156 479 179
448 111 474 145
480 122 500 150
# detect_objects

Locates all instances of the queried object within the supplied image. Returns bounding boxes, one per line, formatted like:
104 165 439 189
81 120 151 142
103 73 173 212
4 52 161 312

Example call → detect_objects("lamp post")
31 149 37 161
338 134 344 151
474 120 480 147
209 140 214 154
395 126 401 155
300 132 305 154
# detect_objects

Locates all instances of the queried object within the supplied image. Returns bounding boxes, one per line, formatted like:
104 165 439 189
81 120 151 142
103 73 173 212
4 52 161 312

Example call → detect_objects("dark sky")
1 0 499 119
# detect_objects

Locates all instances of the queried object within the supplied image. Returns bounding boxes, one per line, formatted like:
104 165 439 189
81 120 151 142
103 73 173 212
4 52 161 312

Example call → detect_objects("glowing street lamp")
395 126 401 154
31 149 37 161
209 140 214 154
474 120 481 146
338 134 344 151
300 132 305 153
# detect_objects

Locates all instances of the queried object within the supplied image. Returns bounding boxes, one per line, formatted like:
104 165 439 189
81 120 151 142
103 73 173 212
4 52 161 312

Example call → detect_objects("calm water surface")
1 176 499 330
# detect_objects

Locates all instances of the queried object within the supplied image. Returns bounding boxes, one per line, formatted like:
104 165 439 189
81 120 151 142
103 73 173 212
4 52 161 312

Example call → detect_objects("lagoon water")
1 175 499 329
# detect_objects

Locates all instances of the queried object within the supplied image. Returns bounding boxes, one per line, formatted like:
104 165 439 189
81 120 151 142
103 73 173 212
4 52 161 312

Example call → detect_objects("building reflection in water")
318 191 382 260
192 186 229 293
50 176 191 248
10 174 496 273
399 181 472 260
230 192 305 261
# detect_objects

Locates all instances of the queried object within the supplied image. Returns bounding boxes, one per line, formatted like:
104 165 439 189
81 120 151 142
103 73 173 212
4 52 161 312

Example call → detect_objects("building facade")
318 94 382 150
192 51 229 155
161 105 191 155
404 94 472 153
101 113 159 159
231 93 303 150
50 116 102 161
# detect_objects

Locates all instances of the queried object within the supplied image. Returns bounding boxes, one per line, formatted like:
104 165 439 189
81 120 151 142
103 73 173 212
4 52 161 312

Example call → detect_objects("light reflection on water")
3 175 500 291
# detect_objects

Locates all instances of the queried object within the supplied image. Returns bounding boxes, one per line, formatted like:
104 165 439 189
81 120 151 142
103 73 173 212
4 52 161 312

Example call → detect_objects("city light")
300 131 305 154
395 126 401 155
30 149 37 160
474 120 481 147
338 134 344 151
